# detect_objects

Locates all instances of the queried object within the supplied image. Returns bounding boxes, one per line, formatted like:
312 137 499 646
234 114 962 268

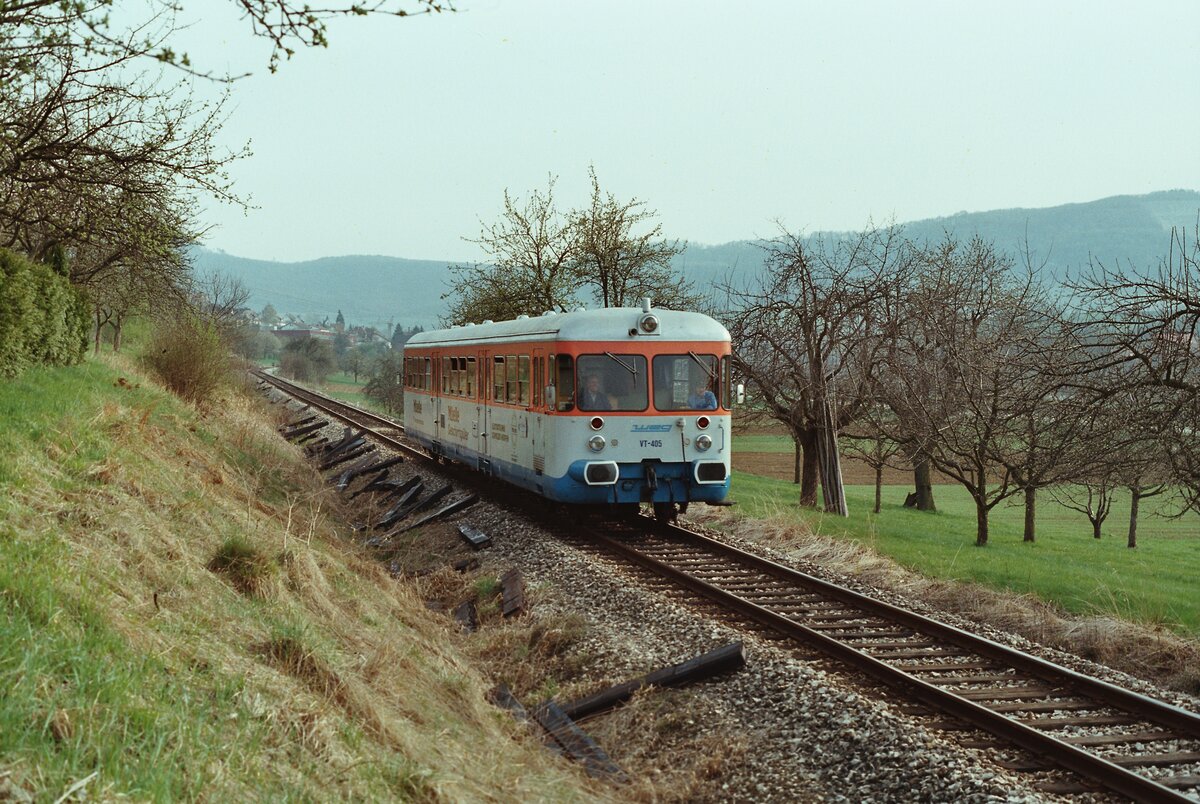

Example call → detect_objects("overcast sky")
189 0 1200 263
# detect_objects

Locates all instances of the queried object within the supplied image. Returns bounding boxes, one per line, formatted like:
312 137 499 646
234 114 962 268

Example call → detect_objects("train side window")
721 355 732 409
424 358 432 392
493 356 505 402
518 355 531 406
506 354 518 402
467 357 476 399
555 354 574 411
442 357 450 394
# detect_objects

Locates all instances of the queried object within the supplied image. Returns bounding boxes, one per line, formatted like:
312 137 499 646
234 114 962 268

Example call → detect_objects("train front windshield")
576 354 648 411
652 354 719 410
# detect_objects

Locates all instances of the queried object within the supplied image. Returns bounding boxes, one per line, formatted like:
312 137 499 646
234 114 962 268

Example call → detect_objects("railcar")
402 301 734 519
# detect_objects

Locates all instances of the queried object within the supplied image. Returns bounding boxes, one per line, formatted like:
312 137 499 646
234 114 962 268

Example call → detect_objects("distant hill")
195 189 1200 328
190 250 457 331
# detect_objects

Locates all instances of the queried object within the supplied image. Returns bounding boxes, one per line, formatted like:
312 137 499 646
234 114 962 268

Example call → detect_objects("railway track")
254 369 1200 802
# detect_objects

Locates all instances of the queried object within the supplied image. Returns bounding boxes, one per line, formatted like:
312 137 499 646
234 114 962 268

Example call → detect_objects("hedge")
0 248 90 378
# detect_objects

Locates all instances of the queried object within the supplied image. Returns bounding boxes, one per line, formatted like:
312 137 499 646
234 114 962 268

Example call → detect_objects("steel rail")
588 525 1198 802
254 370 416 456
660 523 1200 741
254 369 1199 801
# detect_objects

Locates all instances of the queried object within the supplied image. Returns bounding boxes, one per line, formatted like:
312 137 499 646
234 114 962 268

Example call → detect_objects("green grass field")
728 470 1200 636
319 372 394 415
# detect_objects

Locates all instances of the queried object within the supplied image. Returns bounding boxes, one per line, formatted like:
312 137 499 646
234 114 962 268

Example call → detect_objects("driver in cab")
579 374 613 411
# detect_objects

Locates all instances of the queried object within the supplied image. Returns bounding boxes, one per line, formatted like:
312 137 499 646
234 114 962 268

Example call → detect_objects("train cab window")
554 354 574 411
492 356 505 401
518 355 531 406
467 357 476 399
652 354 719 410
577 354 648 412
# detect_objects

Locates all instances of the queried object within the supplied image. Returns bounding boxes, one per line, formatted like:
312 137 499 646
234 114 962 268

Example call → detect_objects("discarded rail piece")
561 642 746 721
531 700 629 783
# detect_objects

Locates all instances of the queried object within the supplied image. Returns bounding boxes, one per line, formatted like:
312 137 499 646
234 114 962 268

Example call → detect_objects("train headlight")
639 314 659 333
695 434 713 452
588 434 606 452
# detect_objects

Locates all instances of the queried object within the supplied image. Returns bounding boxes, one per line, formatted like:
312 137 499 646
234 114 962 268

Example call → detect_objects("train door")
467 353 480 456
432 350 442 448
479 350 492 471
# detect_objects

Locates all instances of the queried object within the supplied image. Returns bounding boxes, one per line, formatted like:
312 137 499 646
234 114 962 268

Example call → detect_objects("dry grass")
686 505 1200 693
585 689 750 803
1 355 601 801
208 536 280 599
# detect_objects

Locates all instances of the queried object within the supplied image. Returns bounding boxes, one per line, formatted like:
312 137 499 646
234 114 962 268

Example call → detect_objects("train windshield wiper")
688 351 718 380
604 352 638 375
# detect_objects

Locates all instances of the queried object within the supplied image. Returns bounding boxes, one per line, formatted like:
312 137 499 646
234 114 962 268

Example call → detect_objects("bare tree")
882 235 1050 546
723 223 913 511
1071 224 1200 524
1051 477 1116 540
840 419 904 514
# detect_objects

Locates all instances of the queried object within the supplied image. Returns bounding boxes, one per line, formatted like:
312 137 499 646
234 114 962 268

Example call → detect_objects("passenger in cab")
687 378 718 410
579 374 612 411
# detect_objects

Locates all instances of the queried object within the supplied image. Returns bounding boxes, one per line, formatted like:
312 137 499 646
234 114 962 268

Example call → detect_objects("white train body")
403 305 732 507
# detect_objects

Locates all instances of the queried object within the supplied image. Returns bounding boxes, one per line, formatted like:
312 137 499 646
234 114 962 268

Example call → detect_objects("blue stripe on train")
409 432 730 505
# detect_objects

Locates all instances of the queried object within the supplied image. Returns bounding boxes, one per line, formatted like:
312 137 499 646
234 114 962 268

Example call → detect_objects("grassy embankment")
0 356 594 801
731 434 1200 638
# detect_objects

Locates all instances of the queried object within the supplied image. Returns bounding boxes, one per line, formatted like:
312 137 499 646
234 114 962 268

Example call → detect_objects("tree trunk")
1022 485 1036 542
1128 487 1140 549
975 496 989 547
799 430 819 507
1092 518 1102 539
112 317 123 353
93 312 103 356
912 457 936 511
792 437 801 485
874 465 882 514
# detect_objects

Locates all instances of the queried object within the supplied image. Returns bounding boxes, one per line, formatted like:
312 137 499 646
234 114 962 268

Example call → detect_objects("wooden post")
815 397 848 516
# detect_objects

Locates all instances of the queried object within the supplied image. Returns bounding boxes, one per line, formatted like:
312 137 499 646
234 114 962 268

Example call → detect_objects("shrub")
0 248 89 377
143 314 231 404
280 336 336 382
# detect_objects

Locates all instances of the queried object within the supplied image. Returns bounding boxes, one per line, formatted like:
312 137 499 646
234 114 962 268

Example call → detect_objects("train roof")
406 306 730 348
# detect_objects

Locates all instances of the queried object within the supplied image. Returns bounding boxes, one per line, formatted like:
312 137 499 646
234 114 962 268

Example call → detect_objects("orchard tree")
573 165 696 310
881 235 1049 547
364 351 405 414
444 176 580 324
723 223 913 510
443 169 697 325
